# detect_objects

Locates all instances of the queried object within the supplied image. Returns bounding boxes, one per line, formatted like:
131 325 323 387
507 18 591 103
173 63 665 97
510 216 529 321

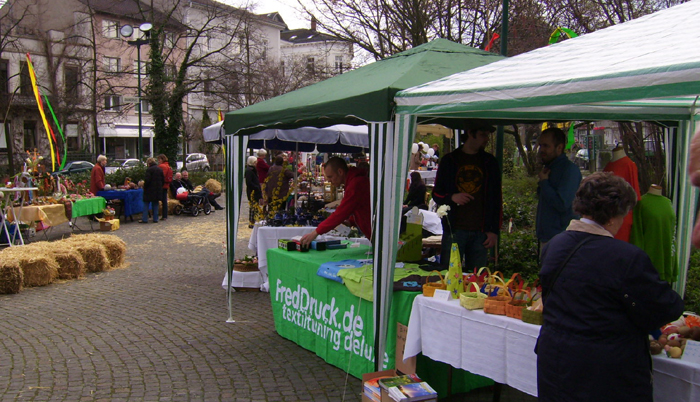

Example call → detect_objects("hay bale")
22 241 86 280
70 233 126 269
0 257 23 294
60 237 110 273
205 179 222 194
0 246 58 287
168 199 180 214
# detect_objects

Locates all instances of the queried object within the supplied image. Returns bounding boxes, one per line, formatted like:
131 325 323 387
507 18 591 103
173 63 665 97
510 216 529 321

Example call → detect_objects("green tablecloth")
267 246 492 396
72 197 106 218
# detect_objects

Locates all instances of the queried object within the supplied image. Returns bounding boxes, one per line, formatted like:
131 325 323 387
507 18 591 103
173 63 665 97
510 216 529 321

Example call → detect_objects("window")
104 56 120 73
140 99 150 113
24 121 36 151
0 121 7 149
20 61 31 95
261 40 268 60
104 95 120 111
165 32 177 48
306 57 315 74
335 56 344 74
165 64 176 79
203 79 212 97
102 20 118 38
64 66 79 100
0 60 8 94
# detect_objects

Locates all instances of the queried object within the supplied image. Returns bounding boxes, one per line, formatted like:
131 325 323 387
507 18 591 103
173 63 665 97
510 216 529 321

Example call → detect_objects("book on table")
387 381 437 401
378 374 421 391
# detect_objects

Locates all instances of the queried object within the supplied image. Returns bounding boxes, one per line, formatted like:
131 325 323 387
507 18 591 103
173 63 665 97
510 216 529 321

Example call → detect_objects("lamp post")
120 22 152 161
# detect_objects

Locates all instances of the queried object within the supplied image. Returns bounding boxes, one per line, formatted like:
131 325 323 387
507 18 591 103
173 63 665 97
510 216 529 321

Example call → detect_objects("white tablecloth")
404 295 700 401
409 170 437 185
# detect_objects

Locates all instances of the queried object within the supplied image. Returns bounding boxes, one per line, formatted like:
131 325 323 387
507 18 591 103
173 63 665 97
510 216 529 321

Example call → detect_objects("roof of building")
77 0 186 30
281 28 344 44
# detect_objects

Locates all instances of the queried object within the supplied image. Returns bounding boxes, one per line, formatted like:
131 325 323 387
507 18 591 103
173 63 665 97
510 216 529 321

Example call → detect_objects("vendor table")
6 203 69 228
267 246 492 396
404 295 700 401
70 197 107 231
1 187 39 246
227 225 371 291
97 189 144 219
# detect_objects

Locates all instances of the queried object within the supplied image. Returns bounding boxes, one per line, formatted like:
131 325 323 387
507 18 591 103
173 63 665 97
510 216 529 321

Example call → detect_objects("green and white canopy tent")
221 39 504 370
396 0 700 295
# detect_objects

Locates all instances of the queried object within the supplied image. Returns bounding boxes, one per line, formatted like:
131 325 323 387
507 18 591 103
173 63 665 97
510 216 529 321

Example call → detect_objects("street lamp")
120 22 152 161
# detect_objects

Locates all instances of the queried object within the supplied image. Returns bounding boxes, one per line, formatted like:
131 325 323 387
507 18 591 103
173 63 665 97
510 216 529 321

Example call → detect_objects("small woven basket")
460 282 487 310
483 275 509 315
422 270 446 297
521 308 544 325
233 262 259 272
505 289 530 320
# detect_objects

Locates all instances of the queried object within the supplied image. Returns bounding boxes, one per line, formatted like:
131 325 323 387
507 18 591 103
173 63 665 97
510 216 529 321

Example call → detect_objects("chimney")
311 17 317 31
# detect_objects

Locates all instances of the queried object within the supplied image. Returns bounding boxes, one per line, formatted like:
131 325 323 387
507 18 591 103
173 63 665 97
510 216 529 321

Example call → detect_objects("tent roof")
224 39 505 136
395 1 700 121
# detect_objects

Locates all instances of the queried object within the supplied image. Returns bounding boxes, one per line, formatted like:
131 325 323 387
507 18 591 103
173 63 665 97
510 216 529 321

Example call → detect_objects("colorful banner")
26 53 58 170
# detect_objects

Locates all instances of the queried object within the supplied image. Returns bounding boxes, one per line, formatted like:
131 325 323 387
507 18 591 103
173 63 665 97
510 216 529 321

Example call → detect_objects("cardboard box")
98 218 120 231
361 323 432 402
278 239 296 251
295 241 310 252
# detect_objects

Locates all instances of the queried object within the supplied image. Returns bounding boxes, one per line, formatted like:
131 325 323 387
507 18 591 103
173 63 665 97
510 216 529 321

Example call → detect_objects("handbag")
506 288 530 319
460 281 487 310
422 270 446 297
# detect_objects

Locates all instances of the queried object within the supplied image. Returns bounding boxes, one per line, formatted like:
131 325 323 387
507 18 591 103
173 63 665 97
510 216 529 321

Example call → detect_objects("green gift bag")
445 243 464 299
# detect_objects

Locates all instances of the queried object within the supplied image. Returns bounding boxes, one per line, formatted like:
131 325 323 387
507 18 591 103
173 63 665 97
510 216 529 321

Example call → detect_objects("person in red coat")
299 157 371 247
157 154 173 220
89 155 107 195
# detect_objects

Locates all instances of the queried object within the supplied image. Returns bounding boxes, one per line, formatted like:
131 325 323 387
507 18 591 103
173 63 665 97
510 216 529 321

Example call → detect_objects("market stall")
220 39 505 366
404 295 700 401
267 245 493 396
97 189 144 220
395 1 700 294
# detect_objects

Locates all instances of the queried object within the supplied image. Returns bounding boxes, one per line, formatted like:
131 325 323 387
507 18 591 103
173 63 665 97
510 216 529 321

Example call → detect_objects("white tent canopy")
203 121 369 152
396 0 700 295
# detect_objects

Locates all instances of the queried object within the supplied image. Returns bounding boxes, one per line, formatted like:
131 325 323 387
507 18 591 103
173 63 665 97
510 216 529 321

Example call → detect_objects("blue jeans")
142 201 159 222
440 229 488 271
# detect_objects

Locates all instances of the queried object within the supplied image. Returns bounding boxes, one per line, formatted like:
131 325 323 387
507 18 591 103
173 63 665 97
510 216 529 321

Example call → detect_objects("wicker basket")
422 270 446 297
233 262 259 272
521 308 544 325
483 275 509 315
505 289 530 320
460 282 487 310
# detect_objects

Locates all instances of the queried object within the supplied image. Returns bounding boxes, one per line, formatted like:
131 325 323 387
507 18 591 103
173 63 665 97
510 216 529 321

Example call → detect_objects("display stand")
0 187 39 247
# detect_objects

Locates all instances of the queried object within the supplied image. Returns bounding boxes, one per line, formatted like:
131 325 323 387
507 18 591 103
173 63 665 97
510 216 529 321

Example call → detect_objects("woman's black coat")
536 225 683 402
143 164 164 203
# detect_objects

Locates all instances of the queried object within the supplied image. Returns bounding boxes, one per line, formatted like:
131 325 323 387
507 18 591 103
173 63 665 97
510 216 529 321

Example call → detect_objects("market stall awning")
224 39 505 136
203 121 369 152
396 1 700 119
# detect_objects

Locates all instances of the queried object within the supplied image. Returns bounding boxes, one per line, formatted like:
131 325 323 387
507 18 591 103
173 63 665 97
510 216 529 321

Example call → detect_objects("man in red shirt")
300 157 371 247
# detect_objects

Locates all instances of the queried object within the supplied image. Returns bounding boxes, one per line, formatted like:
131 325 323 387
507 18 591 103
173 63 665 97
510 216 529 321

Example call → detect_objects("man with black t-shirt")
432 123 502 271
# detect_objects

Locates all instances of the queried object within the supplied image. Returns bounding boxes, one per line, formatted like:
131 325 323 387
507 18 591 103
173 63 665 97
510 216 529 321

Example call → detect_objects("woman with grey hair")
245 155 263 228
536 172 683 401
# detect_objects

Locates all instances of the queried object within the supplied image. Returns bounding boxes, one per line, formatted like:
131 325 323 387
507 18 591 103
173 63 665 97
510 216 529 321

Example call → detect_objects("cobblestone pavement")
0 195 537 401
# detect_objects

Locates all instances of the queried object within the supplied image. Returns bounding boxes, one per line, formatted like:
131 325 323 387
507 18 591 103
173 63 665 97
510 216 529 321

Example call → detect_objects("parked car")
105 158 144 174
52 161 95 177
176 153 210 172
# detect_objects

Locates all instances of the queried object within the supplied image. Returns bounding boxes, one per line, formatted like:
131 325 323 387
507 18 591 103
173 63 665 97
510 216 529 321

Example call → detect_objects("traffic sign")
122 96 140 103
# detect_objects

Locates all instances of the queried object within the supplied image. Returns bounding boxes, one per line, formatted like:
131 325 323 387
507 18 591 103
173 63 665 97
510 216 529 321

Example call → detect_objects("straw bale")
0 246 58 287
0 257 23 294
71 233 126 268
22 241 86 280
60 237 110 273
205 179 222 194
168 199 180 214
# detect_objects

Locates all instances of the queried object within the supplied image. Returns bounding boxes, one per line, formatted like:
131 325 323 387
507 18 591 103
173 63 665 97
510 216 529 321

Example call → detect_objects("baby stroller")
174 188 212 216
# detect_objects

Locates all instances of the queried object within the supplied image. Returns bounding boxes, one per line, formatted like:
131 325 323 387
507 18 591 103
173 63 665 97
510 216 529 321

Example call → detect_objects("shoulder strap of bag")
542 236 592 304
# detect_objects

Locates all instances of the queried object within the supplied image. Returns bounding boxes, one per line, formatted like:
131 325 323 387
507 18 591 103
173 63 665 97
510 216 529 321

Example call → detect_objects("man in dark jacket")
141 157 164 223
536 127 582 245
432 122 502 270
299 157 371 247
